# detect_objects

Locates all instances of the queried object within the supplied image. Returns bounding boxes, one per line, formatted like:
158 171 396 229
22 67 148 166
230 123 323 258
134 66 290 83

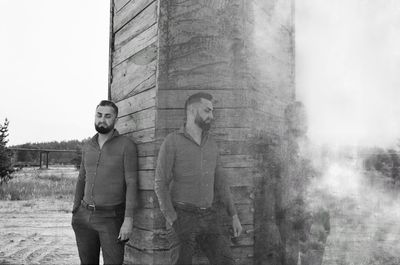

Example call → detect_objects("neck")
98 130 114 144
185 121 203 141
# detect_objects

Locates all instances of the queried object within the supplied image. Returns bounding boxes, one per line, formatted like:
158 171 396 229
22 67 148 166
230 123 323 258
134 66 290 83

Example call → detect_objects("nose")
209 112 214 120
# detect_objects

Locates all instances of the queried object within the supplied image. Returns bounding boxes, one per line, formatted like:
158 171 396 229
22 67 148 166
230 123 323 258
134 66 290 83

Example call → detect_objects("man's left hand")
232 214 242 237
118 217 133 242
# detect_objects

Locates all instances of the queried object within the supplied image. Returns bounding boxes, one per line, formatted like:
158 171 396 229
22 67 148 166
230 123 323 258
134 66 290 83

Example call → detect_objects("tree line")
10 138 89 167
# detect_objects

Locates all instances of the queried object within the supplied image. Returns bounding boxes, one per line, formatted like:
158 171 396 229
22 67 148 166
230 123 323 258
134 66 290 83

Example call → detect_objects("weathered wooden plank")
114 0 131 13
219 203 254 225
115 1 157 49
113 24 158 67
231 186 255 205
220 154 258 168
142 155 256 171
116 88 156 116
124 245 179 265
116 108 156 134
139 156 155 170
155 128 254 142
128 227 174 250
112 56 156 102
133 208 165 230
193 246 254 265
157 89 252 109
156 108 252 130
114 0 155 32
222 167 262 187
138 190 159 208
137 142 156 157
125 127 155 144
138 170 154 190
128 224 254 251
217 140 252 156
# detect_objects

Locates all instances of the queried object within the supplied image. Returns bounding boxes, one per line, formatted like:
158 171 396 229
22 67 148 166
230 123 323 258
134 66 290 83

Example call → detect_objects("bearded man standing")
155 92 242 265
71 100 138 265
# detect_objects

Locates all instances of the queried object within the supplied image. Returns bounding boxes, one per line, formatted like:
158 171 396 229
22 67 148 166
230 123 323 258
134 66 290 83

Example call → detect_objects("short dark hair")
184 92 213 113
97 100 118 117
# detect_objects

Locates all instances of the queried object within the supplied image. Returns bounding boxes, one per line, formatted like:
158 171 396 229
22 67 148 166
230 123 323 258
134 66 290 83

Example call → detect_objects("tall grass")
0 170 77 201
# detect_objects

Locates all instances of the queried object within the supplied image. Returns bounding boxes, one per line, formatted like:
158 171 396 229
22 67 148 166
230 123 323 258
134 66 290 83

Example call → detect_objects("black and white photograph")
1 0 400 264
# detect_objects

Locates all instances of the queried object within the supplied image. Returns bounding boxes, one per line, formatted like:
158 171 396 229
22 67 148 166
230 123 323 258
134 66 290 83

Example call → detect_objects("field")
0 167 80 265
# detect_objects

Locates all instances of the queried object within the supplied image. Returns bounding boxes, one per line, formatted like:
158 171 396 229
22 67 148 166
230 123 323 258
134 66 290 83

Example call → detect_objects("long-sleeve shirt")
154 127 237 223
72 129 138 217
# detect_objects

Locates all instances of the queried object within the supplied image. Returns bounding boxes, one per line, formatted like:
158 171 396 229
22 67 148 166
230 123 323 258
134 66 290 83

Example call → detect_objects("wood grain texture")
115 1 157 50
112 58 156 102
116 88 156 117
114 0 155 32
138 170 154 190
124 128 155 144
133 208 165 230
115 107 156 134
157 89 252 110
114 0 130 13
113 24 157 67
124 245 179 265
137 190 159 208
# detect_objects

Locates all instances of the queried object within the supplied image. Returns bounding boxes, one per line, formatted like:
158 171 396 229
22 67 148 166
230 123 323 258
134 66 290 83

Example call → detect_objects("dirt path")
0 199 80 265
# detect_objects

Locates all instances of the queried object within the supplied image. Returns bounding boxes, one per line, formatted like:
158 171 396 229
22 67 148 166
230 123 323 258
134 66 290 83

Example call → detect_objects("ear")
187 104 197 116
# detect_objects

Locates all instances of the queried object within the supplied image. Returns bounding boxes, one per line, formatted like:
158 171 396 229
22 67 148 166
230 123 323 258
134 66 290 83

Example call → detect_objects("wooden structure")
9 148 79 169
109 0 294 264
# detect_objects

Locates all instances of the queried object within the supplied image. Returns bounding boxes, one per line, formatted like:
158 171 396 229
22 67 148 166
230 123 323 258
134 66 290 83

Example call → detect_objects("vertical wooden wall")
110 0 168 264
109 0 294 264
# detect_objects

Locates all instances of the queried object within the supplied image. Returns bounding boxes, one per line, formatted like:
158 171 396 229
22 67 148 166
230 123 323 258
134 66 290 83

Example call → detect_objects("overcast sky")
0 0 110 145
296 0 400 148
1 0 400 148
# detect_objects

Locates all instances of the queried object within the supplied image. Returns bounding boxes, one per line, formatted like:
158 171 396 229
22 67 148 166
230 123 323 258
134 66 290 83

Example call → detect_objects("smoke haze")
296 0 400 148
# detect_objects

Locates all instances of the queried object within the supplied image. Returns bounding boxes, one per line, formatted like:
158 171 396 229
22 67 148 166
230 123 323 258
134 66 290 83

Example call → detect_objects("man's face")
94 105 117 134
194 99 214 131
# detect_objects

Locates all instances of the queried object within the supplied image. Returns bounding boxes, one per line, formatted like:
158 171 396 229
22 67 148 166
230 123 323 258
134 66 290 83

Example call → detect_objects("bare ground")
0 167 81 265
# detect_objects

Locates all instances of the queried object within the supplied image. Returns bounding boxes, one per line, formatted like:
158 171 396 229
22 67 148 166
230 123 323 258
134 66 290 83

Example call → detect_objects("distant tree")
0 119 14 184
388 149 400 183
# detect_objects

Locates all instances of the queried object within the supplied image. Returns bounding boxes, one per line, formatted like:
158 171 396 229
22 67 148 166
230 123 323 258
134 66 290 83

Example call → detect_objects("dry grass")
0 167 77 201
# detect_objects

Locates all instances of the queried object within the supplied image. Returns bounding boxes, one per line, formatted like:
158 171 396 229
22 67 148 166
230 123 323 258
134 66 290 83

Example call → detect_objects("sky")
1 0 400 148
296 0 400 148
0 0 110 145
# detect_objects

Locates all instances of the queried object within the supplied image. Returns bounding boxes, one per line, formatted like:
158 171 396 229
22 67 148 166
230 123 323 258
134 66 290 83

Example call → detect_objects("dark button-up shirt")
155 127 237 223
73 130 138 217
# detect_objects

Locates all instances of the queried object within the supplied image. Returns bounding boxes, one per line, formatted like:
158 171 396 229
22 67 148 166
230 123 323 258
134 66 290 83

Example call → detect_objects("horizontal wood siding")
110 0 160 263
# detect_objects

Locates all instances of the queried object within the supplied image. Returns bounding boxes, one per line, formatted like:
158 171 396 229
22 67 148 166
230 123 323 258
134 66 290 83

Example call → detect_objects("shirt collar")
90 129 119 146
178 126 209 146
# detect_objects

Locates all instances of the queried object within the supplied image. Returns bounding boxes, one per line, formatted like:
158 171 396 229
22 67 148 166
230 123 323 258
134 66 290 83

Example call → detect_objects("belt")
173 201 213 213
81 200 125 211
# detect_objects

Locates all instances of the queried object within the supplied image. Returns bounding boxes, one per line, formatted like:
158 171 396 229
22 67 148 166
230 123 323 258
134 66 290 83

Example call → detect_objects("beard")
194 113 211 131
95 122 114 134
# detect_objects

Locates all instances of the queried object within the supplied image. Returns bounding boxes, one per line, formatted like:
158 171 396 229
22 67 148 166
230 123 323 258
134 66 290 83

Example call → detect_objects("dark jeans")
71 205 125 265
173 204 235 265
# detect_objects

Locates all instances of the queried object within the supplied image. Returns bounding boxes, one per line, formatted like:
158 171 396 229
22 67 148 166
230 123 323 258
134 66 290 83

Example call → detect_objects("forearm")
154 135 177 224
124 176 137 217
73 161 86 211
154 178 177 224
72 177 85 211
124 141 138 218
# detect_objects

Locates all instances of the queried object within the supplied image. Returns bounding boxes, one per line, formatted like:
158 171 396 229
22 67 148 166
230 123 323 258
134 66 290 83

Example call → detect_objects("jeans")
173 204 235 265
71 205 125 265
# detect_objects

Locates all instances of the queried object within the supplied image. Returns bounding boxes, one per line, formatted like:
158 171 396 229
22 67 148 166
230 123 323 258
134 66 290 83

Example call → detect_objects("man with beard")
71 100 138 265
155 92 242 265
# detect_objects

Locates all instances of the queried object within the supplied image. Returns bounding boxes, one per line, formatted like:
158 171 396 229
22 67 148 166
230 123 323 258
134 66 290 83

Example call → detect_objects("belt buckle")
88 204 96 211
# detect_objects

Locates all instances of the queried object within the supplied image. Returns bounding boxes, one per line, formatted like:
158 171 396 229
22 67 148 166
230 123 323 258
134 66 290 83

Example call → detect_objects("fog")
296 0 400 148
